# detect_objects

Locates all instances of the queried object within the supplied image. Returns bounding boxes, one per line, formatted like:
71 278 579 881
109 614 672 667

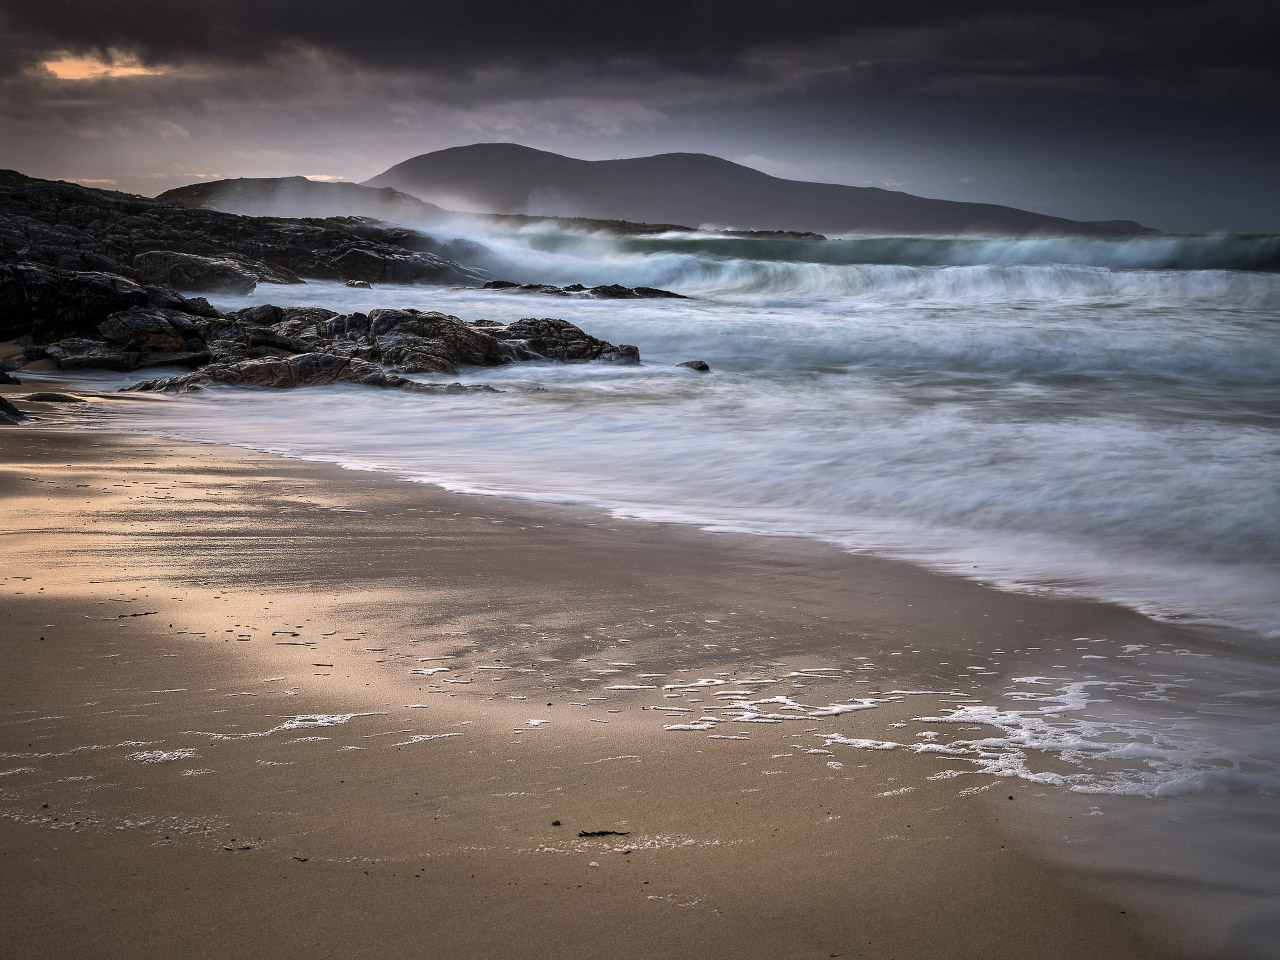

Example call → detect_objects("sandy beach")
0 389 1225 960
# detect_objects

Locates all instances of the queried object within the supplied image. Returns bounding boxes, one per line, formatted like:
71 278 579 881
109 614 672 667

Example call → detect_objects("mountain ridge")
363 143 1158 237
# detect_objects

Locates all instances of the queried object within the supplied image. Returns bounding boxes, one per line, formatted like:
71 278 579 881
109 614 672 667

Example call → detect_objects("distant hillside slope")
159 177 447 224
365 143 1157 236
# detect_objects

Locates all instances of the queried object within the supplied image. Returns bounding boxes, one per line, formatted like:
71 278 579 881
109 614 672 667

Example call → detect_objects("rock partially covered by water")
482 279 685 299
23 303 214 372
676 360 711 372
20 392 85 403
372 309 512 370
492 317 640 364
128 352 503 396
130 353 414 393
0 395 27 425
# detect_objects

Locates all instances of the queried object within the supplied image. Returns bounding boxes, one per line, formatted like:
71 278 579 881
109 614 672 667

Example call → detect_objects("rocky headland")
0 170 489 293
0 173 646 400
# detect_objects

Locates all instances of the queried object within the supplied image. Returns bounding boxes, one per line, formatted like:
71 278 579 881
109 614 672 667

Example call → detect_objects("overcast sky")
1 1 1277 232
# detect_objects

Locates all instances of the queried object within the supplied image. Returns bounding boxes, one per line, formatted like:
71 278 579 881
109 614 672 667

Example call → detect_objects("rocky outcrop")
133 251 270 295
130 353 412 392
676 360 711 371
489 317 640 364
1 232 641 389
129 352 501 396
482 279 685 299
20 392 85 403
0 171 492 290
0 261 212 343
0 395 27 425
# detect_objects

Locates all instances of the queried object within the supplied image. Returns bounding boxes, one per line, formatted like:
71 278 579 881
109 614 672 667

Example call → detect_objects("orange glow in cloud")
42 54 167 80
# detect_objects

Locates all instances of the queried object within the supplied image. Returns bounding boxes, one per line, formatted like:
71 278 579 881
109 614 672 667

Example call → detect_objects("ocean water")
39 227 1280 954
102 229 1280 639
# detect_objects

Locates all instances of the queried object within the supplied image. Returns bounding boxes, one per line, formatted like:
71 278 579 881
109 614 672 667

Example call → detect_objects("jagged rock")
42 338 140 372
0 262 210 343
39 335 208 372
0 173 494 288
129 352 414 393
0 395 26 424
98 307 206 353
588 283 685 299
493 317 639 363
402 381 501 395
206 339 295 365
0 370 19 384
676 360 711 371
482 279 684 299
133 251 259 295
371 309 512 367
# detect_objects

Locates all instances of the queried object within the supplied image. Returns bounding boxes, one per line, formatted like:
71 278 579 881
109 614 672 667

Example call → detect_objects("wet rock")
344 279 372 289
371 309 510 367
482 279 684 299
492 317 640 364
0 261 205 344
634 286 686 299
42 338 140 372
588 283 684 299
676 359 711 371
0 395 26 424
41 334 209 372
133 251 259 295
129 352 413 393
21 392 85 402
0 370 19 384
402 381 500 395
0 173 493 288
98 307 206 354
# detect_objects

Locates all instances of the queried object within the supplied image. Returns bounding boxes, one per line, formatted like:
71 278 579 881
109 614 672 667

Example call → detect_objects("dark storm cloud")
1 0 1277 102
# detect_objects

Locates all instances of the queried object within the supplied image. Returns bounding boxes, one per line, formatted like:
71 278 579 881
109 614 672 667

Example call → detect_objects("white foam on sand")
129 748 198 763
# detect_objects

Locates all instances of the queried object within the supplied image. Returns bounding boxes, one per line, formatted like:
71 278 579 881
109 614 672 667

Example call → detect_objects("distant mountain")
365 143 1157 237
159 177 447 224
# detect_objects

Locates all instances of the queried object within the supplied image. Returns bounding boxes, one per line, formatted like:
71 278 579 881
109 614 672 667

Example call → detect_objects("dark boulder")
676 360 711 371
129 352 413 393
42 338 139 372
0 395 26 424
493 317 640 364
589 284 645 299
98 307 206 354
634 286 686 299
0 370 19 384
370 309 510 367
133 251 259 295
21 392 85 402
0 262 204 343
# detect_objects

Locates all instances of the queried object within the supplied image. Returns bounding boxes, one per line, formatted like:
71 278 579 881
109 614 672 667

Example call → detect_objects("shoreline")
1 411 1241 959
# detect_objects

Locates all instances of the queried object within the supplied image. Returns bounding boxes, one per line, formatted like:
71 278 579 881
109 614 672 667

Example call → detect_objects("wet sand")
0 399 1198 959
